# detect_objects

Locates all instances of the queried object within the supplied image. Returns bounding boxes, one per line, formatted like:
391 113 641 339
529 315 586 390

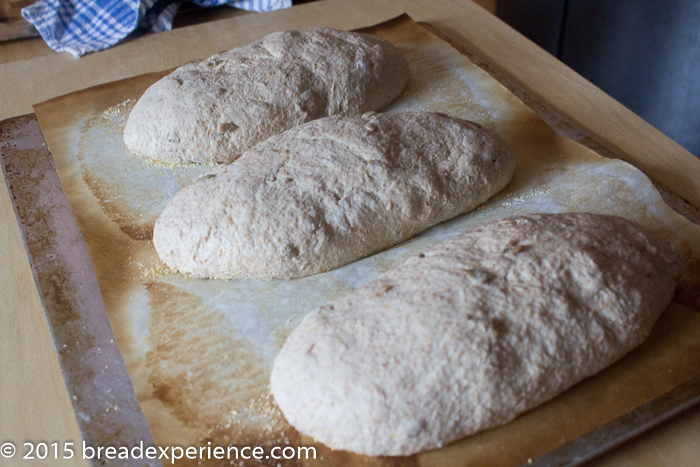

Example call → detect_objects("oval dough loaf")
123 28 409 164
153 111 516 279
270 213 683 456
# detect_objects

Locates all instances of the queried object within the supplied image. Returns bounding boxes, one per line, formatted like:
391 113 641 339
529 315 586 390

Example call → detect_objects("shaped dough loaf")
153 111 516 279
124 28 409 164
270 213 683 456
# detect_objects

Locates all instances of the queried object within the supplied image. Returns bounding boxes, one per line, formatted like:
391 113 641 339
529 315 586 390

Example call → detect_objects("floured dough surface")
153 111 516 279
123 28 409 164
270 213 684 456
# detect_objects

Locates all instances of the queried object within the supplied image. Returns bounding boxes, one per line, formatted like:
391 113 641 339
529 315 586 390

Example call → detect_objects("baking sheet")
0 115 157 467
32 15 700 467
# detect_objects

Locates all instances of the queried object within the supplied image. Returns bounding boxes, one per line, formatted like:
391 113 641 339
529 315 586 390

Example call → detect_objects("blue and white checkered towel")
22 0 291 57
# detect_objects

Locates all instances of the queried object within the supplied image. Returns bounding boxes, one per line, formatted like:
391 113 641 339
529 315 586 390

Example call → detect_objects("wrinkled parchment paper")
34 16 700 467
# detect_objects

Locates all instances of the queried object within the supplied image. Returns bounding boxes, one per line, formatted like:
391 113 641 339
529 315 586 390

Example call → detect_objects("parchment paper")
34 16 700 467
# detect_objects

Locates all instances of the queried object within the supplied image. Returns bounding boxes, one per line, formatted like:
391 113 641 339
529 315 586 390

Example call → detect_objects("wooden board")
2 1 700 466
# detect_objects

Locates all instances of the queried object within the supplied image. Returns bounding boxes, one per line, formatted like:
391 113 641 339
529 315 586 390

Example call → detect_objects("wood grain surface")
1 1 699 466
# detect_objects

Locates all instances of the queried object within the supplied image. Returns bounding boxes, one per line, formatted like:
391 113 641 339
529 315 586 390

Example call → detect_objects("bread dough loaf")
153 111 516 279
123 28 409 164
270 213 683 456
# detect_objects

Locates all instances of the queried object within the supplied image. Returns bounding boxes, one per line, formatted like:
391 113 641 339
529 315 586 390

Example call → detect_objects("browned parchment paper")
33 15 700 467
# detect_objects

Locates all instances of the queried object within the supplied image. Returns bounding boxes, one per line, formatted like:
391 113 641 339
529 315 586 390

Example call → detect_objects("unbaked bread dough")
153 111 516 279
270 213 683 456
123 28 409 164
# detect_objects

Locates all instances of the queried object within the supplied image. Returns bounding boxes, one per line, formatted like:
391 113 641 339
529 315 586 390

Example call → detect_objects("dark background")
496 0 700 158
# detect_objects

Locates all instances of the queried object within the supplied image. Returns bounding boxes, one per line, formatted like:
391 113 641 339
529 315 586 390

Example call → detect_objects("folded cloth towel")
21 0 292 57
